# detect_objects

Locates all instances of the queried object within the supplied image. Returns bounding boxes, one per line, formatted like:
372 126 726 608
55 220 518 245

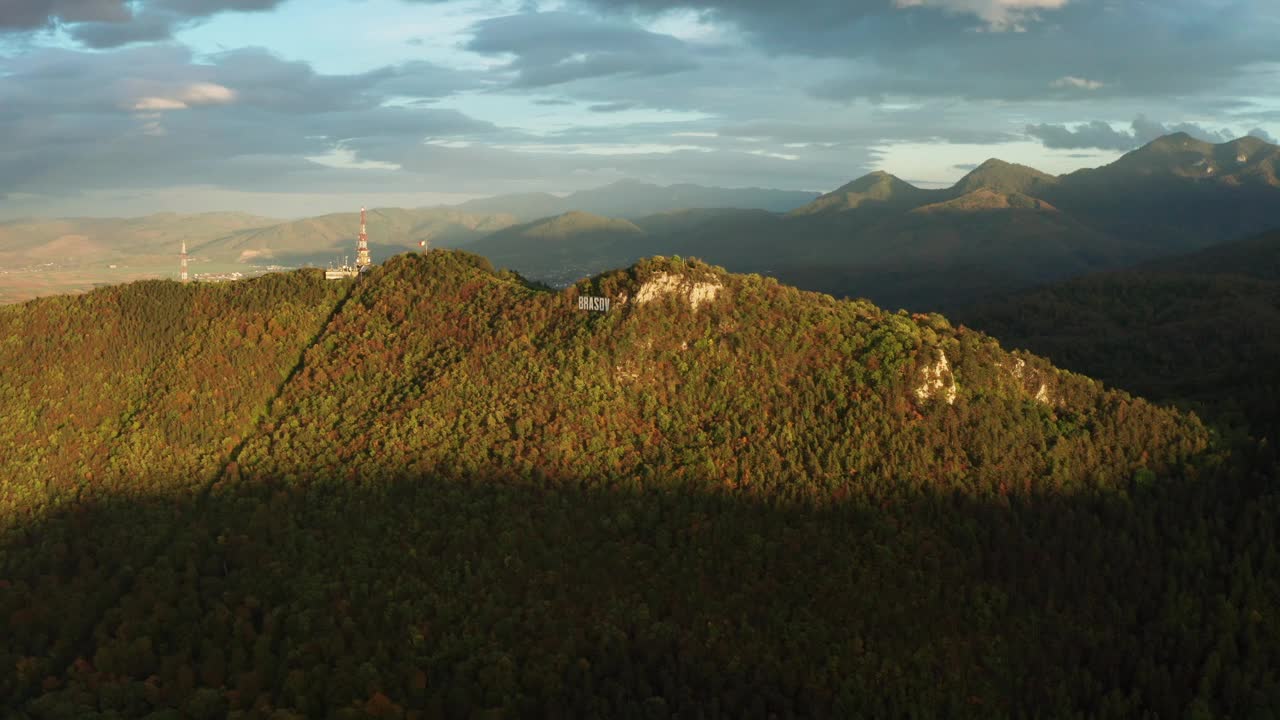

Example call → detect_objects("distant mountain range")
464 133 1280 309
3 132 1280 309
451 179 820 221
0 212 276 266
0 180 816 294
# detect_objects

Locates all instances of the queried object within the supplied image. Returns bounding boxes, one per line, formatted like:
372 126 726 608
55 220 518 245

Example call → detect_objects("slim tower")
355 206 371 273
180 241 189 283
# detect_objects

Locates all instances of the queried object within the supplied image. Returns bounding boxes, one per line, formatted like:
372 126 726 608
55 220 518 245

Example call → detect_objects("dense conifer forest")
957 229 1280 440
2 251 1277 718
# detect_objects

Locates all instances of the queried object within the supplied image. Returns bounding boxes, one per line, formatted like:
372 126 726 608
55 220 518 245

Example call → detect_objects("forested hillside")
2 252 1277 718
957 229 1280 439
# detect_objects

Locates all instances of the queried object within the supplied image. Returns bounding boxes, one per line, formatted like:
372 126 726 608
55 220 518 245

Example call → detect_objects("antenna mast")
356 206 371 273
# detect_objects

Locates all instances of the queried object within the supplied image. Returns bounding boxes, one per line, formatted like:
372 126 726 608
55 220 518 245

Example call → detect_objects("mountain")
910 188 1058 213
471 166 1143 310
454 179 819 221
10 251 1273 718
464 211 646 284
1045 133 1280 250
0 208 519 303
788 171 932 215
956 228 1280 437
669 134 1280 309
446 191 566 220
0 212 288 303
953 159 1060 197
1094 132 1278 182
0 211 278 266
7 133 1280 313
192 207 518 266
1150 225 1280 279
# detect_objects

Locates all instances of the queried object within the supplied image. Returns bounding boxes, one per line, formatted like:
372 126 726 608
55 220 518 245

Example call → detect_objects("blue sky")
1 0 1278 218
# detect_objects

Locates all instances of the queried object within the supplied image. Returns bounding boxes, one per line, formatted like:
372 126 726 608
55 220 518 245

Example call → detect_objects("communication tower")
180 241 189 283
325 208 375 279
356 206 371 273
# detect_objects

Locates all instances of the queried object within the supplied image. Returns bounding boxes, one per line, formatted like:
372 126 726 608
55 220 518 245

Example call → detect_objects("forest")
1 250 1277 718
957 229 1280 441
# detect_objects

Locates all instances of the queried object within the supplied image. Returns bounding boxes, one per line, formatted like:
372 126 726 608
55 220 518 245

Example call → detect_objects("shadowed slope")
3 250 1267 718
957 229 1280 437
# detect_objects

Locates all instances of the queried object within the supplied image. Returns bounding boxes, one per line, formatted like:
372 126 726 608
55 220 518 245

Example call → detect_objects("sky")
1 0 1279 219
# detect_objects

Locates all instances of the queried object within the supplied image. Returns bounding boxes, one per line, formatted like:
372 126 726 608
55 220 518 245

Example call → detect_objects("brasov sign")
578 296 611 313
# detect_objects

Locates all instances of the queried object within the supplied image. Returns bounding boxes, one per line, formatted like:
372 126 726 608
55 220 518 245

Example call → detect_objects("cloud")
588 101 637 112
133 97 190 111
3 0 288 47
0 44 501 201
1026 115 1239 151
0 0 129 30
573 0 1280 103
1024 120 1134 151
1050 76 1103 91
1248 127 1277 144
65 9 175 47
892 0 1071 31
132 82 237 111
465 11 698 88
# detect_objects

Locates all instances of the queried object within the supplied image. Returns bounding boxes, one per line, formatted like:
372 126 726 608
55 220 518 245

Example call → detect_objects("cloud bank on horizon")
1 0 1278 218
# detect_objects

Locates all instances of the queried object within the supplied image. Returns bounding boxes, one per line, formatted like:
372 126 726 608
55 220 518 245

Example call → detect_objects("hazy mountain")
7 133 1280 312
630 207 777 236
453 179 819 221
480 137 1277 310
464 211 646 283
192 207 519 266
446 191 566 221
0 211 277 266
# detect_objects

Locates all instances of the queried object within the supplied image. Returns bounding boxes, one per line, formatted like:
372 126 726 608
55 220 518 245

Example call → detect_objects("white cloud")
180 82 236 104
491 142 713 155
130 82 237 111
304 147 402 170
746 149 800 161
1051 76 1104 90
134 97 190 111
893 0 1071 31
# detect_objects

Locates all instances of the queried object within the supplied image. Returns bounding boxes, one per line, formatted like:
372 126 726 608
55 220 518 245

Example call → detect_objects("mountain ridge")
454 179 819 221
6 249 1274 718
4 133 1280 311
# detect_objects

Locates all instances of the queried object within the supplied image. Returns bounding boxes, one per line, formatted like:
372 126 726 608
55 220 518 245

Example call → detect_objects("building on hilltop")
326 206 374 280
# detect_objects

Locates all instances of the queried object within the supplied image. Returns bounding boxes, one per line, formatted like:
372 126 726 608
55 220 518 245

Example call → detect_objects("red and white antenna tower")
355 206 371 273
180 240 189 283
